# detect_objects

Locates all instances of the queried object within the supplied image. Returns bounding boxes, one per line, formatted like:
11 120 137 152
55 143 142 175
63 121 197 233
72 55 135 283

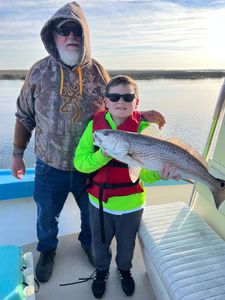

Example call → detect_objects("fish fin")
165 137 208 170
183 178 194 184
121 153 142 167
213 188 225 209
129 166 141 183
125 152 144 166
141 124 161 138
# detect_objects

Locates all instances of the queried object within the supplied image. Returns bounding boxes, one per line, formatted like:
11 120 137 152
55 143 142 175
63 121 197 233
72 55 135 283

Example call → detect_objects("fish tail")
213 183 225 209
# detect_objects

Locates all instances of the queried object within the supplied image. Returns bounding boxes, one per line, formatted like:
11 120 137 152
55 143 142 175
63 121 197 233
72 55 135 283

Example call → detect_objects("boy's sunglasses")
55 26 82 37
106 93 135 102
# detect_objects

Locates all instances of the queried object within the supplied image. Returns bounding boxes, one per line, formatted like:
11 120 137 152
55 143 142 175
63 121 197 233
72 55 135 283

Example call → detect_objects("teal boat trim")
0 169 35 201
0 168 188 201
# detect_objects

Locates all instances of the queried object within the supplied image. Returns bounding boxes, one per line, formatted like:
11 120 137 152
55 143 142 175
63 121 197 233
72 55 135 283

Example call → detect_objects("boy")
74 75 180 298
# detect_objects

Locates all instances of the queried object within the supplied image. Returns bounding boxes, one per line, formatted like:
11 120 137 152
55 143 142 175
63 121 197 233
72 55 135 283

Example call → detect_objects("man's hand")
11 157 26 179
160 163 181 180
141 110 165 129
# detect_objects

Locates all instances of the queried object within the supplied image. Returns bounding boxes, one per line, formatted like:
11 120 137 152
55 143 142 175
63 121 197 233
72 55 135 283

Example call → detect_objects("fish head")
93 129 130 159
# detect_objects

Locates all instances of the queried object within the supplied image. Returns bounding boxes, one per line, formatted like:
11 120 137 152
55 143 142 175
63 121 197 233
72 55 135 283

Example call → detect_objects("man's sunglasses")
105 93 135 102
55 26 82 37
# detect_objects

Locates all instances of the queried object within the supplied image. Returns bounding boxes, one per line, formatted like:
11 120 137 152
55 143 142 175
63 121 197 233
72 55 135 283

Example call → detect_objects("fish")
93 128 225 209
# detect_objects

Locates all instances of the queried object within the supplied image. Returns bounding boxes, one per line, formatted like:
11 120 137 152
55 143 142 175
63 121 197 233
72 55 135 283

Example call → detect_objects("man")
11 1 165 283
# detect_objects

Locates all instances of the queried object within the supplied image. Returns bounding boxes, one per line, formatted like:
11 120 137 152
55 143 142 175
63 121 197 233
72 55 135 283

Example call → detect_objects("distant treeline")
109 70 225 80
1 69 225 80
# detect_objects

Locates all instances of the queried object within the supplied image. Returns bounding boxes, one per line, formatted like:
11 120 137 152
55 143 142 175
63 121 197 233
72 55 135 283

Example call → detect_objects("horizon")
2 69 225 81
1 0 225 70
1 68 225 72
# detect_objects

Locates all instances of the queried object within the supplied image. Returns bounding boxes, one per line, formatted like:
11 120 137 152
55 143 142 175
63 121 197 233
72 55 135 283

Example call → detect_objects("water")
0 78 224 169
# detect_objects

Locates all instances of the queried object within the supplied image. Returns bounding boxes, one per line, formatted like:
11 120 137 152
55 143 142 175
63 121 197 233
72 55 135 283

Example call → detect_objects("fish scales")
93 129 225 208
126 133 213 184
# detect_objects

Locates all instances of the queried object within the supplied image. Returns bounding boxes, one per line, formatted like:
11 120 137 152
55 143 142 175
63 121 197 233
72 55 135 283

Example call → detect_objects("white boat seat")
138 202 225 300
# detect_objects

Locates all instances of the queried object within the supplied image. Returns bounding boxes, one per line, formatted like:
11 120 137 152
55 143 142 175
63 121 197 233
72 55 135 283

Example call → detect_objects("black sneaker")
92 269 109 299
118 269 135 296
35 251 56 282
82 246 95 267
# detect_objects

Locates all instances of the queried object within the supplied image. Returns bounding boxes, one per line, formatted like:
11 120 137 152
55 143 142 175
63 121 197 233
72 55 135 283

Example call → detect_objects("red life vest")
87 110 144 203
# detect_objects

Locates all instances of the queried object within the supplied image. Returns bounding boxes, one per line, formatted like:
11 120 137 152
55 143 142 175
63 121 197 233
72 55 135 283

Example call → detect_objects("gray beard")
56 44 81 67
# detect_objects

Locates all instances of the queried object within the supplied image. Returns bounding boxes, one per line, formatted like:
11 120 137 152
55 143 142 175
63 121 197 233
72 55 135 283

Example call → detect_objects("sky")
1 0 225 70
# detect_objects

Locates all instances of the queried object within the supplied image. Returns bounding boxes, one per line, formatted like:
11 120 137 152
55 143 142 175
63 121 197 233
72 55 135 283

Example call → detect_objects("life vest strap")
99 188 106 244
97 179 139 244
92 179 140 190
107 161 128 168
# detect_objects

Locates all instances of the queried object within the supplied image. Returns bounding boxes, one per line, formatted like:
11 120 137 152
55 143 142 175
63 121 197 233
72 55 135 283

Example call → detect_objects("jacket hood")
41 2 91 68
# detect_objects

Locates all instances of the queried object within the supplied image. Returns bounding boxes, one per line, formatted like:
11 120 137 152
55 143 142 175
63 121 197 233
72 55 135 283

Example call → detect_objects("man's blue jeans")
34 159 91 253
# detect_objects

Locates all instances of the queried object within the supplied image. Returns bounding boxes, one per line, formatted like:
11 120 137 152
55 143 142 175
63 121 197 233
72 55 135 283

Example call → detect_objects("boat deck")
23 234 154 300
1 184 193 300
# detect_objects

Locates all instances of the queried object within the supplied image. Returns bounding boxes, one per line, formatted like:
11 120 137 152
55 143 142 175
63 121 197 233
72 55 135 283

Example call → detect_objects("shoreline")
1 69 225 80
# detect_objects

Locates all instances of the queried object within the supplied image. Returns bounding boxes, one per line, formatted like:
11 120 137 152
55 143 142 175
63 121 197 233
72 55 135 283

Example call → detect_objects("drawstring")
59 65 83 96
77 65 83 95
59 66 64 95
60 269 96 286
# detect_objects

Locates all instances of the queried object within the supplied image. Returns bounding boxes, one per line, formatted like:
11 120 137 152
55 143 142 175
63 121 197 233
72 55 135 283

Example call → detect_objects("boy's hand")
141 110 165 129
102 150 111 158
160 163 181 180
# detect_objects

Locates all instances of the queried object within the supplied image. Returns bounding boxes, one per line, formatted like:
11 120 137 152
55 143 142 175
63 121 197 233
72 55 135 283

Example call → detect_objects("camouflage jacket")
15 2 109 170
